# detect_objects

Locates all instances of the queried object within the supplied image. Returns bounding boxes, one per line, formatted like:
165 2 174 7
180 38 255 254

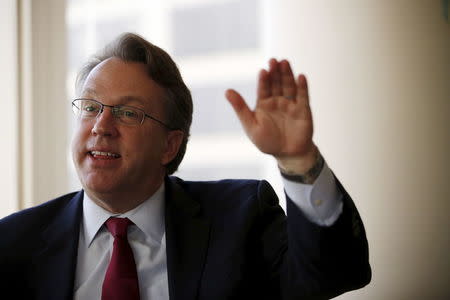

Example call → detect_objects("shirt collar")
82 183 165 247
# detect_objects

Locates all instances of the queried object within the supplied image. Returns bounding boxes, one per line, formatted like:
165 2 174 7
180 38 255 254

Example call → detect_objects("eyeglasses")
71 99 174 129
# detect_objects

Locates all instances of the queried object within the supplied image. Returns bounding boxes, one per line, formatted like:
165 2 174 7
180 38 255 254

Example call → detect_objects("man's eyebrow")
117 96 149 107
79 91 150 107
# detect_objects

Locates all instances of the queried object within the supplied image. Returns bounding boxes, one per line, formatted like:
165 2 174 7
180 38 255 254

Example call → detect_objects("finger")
257 69 271 101
268 58 282 96
296 74 310 107
225 89 255 131
280 60 297 100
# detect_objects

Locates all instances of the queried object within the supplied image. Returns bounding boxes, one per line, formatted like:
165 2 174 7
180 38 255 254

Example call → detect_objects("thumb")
225 89 255 130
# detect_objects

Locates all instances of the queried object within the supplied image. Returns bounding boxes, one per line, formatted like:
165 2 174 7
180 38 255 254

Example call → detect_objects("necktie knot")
106 217 132 238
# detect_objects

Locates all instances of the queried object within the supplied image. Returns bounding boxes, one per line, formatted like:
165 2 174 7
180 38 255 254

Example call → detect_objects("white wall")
20 0 68 208
0 0 20 215
0 0 68 215
264 0 449 299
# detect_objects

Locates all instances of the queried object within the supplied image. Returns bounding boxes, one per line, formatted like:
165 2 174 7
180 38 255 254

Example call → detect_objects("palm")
226 59 314 159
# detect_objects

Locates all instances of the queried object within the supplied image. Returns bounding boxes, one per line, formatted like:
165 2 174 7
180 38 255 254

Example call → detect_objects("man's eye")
83 105 98 112
123 110 138 118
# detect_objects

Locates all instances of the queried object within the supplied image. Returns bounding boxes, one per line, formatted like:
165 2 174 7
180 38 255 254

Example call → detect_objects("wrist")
277 146 324 184
276 144 318 173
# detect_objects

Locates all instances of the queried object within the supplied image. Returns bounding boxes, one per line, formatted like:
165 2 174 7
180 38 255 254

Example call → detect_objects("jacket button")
313 199 323 206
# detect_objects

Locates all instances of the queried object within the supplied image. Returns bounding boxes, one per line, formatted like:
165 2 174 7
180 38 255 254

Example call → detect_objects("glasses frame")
71 98 174 130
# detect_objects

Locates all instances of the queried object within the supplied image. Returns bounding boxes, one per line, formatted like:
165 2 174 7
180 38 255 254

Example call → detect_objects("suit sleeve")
257 179 371 300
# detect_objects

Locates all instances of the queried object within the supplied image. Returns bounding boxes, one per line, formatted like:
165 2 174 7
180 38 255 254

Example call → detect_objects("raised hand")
225 58 318 174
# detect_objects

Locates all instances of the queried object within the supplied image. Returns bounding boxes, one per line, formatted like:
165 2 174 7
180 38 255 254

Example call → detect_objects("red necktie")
102 217 140 300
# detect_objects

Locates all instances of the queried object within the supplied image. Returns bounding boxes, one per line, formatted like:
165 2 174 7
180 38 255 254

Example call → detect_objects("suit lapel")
32 191 83 300
29 180 210 300
165 177 211 300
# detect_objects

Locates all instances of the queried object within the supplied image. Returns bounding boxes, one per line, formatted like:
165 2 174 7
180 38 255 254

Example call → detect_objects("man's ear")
161 130 184 165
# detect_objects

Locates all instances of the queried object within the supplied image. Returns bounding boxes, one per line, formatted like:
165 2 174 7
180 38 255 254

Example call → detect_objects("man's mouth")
89 150 121 159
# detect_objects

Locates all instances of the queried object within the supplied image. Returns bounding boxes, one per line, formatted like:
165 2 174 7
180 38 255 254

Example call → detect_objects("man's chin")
81 177 123 195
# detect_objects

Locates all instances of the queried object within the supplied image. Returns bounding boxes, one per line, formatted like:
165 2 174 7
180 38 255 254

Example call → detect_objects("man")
0 33 371 299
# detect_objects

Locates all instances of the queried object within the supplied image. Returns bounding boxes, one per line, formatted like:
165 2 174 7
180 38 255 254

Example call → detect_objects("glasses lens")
114 106 143 125
74 99 101 118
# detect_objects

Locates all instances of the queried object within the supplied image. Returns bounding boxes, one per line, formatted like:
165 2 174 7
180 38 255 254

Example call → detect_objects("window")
66 0 284 204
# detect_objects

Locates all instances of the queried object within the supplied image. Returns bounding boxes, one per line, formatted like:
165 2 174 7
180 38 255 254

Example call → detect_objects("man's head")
71 33 192 209
76 33 193 175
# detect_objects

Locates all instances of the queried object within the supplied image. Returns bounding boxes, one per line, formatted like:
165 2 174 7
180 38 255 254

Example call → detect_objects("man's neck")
84 179 165 214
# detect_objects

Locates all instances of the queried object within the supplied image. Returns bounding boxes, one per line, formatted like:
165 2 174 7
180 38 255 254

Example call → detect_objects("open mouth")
89 150 121 159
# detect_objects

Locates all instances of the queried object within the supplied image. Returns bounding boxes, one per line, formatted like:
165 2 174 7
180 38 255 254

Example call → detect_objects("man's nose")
91 107 118 137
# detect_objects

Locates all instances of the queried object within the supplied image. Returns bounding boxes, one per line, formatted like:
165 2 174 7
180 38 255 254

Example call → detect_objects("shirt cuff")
282 160 343 226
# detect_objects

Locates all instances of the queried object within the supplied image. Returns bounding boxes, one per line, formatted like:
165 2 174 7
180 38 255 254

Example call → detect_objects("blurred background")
0 0 449 299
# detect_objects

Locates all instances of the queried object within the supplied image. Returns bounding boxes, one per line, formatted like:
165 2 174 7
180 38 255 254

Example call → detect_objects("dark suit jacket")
0 176 371 300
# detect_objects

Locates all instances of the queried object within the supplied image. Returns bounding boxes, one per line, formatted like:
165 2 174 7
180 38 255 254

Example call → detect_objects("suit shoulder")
168 176 278 211
0 191 80 237
170 176 266 195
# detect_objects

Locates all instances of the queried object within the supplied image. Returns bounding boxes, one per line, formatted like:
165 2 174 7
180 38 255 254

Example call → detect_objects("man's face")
72 57 179 201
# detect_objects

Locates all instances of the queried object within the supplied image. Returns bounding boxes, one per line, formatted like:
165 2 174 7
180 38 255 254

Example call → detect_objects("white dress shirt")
74 184 169 299
283 160 343 226
74 161 342 300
